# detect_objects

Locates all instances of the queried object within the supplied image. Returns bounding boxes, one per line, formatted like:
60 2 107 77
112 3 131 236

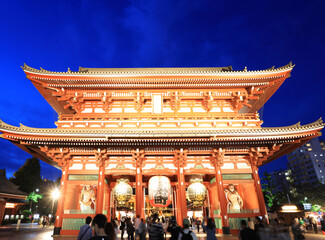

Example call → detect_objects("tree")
262 172 277 207
10 157 42 193
27 192 43 203
261 172 286 207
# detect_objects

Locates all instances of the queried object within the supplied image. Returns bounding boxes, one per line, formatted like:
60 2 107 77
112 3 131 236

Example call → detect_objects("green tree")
27 192 43 203
10 157 42 193
261 172 287 207
262 172 277 207
21 210 32 219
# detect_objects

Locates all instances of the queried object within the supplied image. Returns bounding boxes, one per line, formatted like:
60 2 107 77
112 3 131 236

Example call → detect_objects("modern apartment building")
287 137 325 185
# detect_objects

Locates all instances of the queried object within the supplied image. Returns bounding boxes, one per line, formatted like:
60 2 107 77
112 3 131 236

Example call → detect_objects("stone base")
53 227 61 235
52 235 77 240
222 226 231 234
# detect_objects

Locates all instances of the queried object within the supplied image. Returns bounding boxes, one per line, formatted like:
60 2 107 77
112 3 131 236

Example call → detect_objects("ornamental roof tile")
22 62 294 76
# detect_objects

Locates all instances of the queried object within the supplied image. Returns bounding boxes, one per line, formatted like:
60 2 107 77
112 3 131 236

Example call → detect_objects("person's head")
141 218 144 223
240 220 247 228
152 213 159 223
207 218 215 229
105 222 116 240
183 218 190 228
248 218 251 222
86 216 92 225
255 216 261 223
86 185 91 190
137 215 140 218
92 214 108 235
170 216 176 225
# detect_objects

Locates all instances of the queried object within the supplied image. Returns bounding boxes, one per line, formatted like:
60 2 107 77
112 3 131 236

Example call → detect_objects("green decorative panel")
229 218 248 229
210 177 216 184
214 218 222 229
213 209 220 214
68 174 98 181
62 218 85 230
222 174 252 180
103 210 107 215
227 209 255 213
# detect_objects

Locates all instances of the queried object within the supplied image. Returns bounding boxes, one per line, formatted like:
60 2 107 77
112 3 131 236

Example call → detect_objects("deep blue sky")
0 0 324 180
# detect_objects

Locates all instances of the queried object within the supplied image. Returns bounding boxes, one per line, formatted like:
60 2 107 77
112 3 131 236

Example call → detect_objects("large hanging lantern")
148 176 172 207
187 178 207 207
113 179 133 206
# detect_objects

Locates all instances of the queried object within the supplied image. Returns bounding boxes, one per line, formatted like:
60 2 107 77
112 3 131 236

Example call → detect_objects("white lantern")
148 176 171 207
113 179 133 206
187 178 207 207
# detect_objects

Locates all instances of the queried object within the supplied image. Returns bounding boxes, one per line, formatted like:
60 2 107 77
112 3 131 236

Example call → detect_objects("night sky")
0 0 324 180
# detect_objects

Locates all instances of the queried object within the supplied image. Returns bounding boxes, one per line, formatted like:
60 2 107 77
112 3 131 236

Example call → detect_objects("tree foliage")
10 157 42 193
262 172 277 207
261 172 286 207
27 192 43 203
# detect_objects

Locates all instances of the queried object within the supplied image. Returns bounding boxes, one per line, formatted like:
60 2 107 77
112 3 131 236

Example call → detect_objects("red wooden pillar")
96 164 105 214
136 168 144 218
214 164 230 234
106 186 111 221
177 167 187 226
0 200 6 225
54 163 69 235
252 165 267 218
207 187 214 219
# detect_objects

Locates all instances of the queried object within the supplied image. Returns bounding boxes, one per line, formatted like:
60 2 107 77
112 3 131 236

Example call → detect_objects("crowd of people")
76 213 325 240
239 215 325 240
77 213 218 240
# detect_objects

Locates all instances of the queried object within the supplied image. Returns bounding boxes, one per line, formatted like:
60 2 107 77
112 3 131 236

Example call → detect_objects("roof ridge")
21 62 294 75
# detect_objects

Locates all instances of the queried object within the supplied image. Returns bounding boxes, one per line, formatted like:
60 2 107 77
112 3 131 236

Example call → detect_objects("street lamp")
51 189 60 216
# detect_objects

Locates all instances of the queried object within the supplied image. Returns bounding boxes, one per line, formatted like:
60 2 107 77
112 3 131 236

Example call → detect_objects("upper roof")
21 63 294 115
22 62 293 77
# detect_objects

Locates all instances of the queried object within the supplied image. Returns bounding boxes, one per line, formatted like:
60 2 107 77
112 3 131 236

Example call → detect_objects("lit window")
300 150 303 152
306 143 311 146
320 170 323 173
5 203 15 208
314 154 317 156
320 154 323 156
317 160 319 162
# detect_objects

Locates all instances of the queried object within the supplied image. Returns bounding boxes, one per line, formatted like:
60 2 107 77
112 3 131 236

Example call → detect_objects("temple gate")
0 63 323 237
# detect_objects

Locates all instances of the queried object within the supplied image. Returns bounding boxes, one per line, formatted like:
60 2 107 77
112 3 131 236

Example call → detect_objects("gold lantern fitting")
187 178 207 207
113 179 133 206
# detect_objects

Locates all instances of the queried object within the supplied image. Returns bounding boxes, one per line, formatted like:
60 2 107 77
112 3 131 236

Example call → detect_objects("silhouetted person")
127 218 135 240
120 217 126 240
201 218 217 240
89 214 112 240
239 220 257 240
178 218 198 240
139 218 147 240
77 216 93 240
167 216 181 240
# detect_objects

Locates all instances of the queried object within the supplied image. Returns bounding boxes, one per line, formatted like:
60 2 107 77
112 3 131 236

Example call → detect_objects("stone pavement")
0 223 53 240
0 223 324 240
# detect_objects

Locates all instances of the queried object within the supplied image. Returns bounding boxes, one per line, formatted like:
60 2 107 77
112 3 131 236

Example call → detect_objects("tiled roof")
0 118 323 140
0 171 27 197
22 62 294 77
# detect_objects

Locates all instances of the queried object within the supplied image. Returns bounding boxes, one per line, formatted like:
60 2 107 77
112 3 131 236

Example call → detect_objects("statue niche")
80 184 96 213
224 184 243 212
